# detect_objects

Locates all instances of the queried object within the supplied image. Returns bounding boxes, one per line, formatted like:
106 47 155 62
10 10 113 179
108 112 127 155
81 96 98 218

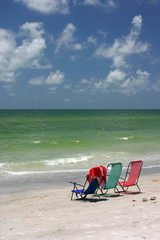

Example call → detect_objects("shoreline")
0 166 160 195
0 173 160 240
1 165 160 194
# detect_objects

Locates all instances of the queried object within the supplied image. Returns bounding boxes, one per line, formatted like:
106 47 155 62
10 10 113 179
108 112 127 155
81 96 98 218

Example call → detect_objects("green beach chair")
100 162 122 195
116 160 143 193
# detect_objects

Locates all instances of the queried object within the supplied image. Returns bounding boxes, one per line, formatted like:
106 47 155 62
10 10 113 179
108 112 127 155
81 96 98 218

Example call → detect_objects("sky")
0 0 160 109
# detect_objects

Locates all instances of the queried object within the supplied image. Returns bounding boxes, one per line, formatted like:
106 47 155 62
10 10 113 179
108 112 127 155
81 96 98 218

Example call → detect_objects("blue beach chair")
70 178 100 200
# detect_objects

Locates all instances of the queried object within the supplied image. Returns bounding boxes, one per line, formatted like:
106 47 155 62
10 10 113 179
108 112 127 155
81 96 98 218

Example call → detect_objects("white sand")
0 174 160 240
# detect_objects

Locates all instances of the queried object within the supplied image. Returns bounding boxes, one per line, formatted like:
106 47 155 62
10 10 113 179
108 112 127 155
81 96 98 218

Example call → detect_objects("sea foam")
32 141 41 144
119 136 133 141
45 155 92 166
2 168 88 176
0 163 5 169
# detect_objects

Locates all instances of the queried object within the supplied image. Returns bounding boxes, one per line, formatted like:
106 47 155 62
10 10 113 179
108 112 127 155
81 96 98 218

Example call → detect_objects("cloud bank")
95 15 149 68
76 15 152 95
14 0 70 14
28 70 65 91
0 22 48 84
1 13 159 97
14 0 117 14
55 23 83 53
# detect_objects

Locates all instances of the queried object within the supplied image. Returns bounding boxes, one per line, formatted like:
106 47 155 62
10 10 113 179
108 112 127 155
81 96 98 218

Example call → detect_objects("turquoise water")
0 109 160 193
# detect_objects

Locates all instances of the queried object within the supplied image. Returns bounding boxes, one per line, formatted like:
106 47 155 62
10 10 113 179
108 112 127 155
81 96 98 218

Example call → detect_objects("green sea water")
0 109 160 193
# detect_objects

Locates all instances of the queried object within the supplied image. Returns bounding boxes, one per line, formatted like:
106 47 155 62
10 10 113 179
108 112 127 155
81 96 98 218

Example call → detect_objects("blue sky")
0 0 160 109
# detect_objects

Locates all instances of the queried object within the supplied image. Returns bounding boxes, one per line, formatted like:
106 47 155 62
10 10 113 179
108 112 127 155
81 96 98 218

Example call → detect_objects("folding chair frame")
70 178 100 200
100 162 122 195
116 160 143 193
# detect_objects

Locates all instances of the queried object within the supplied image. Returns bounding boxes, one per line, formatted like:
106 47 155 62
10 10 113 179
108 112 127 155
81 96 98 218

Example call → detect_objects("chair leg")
98 187 106 197
114 186 120 194
71 192 74 200
136 183 141 192
116 183 141 194
94 190 100 199
116 182 126 193
99 187 104 195
71 183 76 200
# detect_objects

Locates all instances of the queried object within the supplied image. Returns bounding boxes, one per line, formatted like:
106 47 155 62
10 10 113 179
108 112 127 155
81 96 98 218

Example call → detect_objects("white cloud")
10 23 46 70
28 70 65 91
0 22 48 86
95 15 149 68
105 69 126 84
76 0 117 10
0 29 15 55
0 29 16 83
46 70 64 85
73 77 96 93
2 84 16 96
28 76 45 85
64 98 70 102
77 69 151 95
70 55 77 61
120 69 150 94
14 0 70 14
151 79 160 91
107 0 117 8
83 0 102 5
87 36 97 46
98 30 107 39
81 78 91 84
64 84 71 89
55 23 83 53
20 22 45 38
94 69 126 90
48 86 57 91
149 0 160 4
131 15 142 29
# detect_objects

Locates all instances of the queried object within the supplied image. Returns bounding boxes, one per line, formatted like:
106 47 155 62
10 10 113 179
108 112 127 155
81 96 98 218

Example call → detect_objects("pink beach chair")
116 160 143 193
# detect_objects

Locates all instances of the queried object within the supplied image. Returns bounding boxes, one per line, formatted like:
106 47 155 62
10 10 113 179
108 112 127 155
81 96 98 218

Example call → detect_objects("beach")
0 109 160 239
0 173 160 240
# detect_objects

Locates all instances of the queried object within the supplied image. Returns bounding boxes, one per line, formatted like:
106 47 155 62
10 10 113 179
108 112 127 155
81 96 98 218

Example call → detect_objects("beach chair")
100 162 122 195
116 160 143 193
70 178 99 200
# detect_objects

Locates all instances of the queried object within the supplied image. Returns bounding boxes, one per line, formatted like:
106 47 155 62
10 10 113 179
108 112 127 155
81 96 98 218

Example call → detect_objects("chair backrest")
85 178 99 194
106 162 122 189
125 160 143 186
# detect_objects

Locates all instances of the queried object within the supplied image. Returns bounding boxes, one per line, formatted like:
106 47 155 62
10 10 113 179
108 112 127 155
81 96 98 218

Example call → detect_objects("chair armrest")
70 181 76 184
69 182 84 187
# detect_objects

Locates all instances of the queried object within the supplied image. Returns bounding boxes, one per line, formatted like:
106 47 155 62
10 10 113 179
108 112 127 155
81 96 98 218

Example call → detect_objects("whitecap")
0 163 5 169
72 140 80 143
50 141 57 144
45 155 92 166
119 136 133 141
143 165 160 169
32 141 41 144
2 171 37 175
121 137 129 140
2 168 88 176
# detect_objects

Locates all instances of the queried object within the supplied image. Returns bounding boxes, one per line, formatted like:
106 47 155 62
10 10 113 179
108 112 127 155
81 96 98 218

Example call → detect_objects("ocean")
0 109 160 193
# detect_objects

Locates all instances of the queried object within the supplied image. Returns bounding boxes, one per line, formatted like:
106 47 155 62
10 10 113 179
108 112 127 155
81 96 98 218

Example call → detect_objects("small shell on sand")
150 196 156 201
142 198 148 202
